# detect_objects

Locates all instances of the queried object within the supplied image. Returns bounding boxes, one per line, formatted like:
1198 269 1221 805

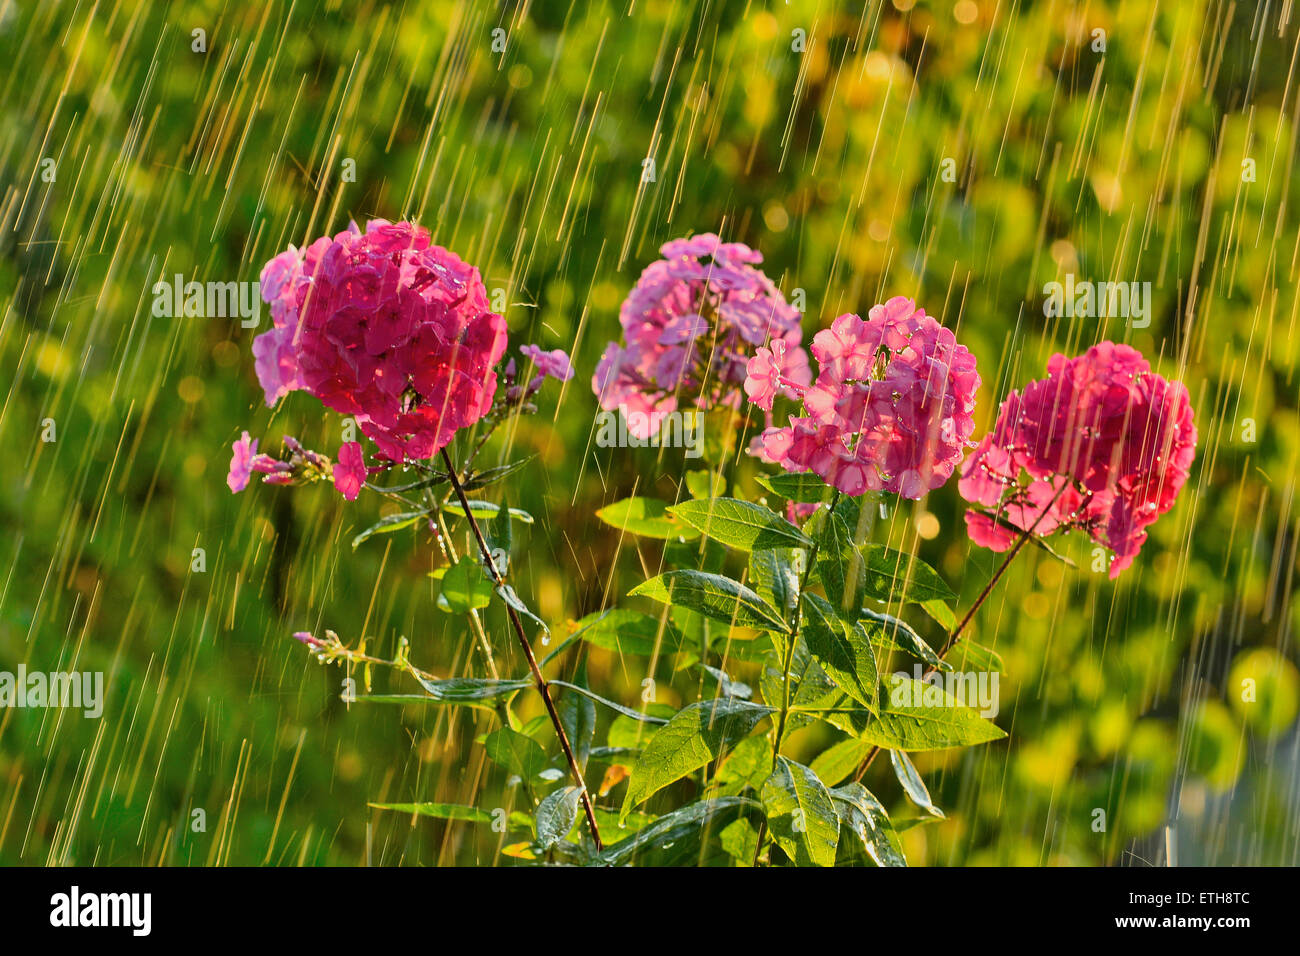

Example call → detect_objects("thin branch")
440 447 604 851
852 479 1073 782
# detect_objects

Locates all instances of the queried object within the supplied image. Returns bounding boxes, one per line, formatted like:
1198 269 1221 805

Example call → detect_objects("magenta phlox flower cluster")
251 219 507 462
959 342 1196 577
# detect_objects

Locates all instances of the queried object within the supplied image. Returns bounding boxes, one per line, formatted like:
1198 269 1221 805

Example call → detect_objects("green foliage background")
1 0 1297 865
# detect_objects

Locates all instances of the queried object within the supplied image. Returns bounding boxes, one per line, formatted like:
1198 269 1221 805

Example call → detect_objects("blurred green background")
1 0 1298 866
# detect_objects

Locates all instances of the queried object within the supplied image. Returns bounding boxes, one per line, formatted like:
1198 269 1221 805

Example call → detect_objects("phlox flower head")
958 341 1196 578
593 233 808 438
747 296 980 499
250 219 507 462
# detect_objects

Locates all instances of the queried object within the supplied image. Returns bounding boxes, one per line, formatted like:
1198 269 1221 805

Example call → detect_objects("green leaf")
858 607 949 671
760 639 841 735
921 599 957 631
803 595 878 711
831 783 906 867
438 556 493 613
442 500 534 523
706 628 769 662
352 694 443 705
694 663 752 700
631 570 790 633
368 474 448 494
598 797 762 866
461 457 535 491
482 489 514 574
756 472 834 503
622 699 774 813
596 496 700 540
493 584 549 636
484 727 549 780
828 492 865 532
1026 533 1077 567
893 815 945 833
719 816 762 863
367 802 493 823
858 545 956 605
668 497 812 552
408 675 532 707
830 677 1006 751
548 681 668 724
536 786 583 849
749 547 802 619
607 704 679 749
685 469 726 499
589 746 639 762
761 756 839 867
712 733 775 794
559 675 597 772
513 838 589 865
809 736 874 788
351 510 428 549
809 508 861 611
889 749 945 819
948 640 1004 673
566 608 684 657
591 806 656 837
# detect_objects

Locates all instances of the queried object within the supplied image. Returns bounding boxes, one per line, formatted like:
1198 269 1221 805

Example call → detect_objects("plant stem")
852 479 1072 782
772 490 841 762
440 447 603 852
753 489 841 865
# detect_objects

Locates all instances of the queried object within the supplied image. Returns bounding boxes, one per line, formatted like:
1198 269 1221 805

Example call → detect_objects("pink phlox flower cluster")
958 341 1197 578
592 233 807 438
748 296 980 499
251 219 507 462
